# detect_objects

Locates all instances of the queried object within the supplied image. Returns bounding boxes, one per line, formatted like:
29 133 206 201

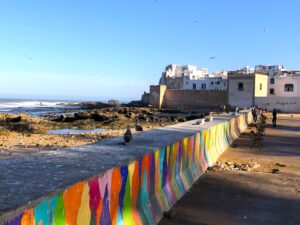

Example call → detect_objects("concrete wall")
2 112 252 225
255 96 300 112
228 76 254 107
162 89 228 110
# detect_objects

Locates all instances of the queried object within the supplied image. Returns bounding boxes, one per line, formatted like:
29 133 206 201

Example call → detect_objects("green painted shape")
123 172 133 225
52 194 66 225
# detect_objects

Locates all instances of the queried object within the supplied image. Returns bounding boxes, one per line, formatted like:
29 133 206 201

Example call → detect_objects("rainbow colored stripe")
4 113 251 225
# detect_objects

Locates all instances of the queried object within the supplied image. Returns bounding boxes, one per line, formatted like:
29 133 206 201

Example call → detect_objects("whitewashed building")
256 70 300 112
255 65 286 76
159 64 227 90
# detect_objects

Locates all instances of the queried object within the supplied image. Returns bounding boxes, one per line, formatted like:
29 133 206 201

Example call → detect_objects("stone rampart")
162 89 228 110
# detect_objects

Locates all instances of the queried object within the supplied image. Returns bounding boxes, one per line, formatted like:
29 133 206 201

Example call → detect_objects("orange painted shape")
63 182 84 225
21 209 35 225
96 199 103 225
110 168 122 225
131 161 142 225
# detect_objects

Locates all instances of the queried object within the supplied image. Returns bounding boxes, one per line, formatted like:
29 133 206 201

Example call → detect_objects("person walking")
272 108 277 127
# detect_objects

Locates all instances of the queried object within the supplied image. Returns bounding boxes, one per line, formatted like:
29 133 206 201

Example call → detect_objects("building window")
193 83 196 90
210 81 213 85
270 78 275 84
216 81 220 85
259 83 262 90
201 83 206 90
238 82 244 91
270 88 275 95
284 84 294 92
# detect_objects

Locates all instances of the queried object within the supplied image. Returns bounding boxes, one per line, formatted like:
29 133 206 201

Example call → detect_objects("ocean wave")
0 101 71 109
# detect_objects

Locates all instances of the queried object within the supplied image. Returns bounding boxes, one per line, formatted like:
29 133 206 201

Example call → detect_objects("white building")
159 64 227 90
236 66 255 74
182 76 227 90
255 65 286 76
255 69 300 112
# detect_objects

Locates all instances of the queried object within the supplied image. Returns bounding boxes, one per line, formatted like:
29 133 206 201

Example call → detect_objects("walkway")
159 114 300 225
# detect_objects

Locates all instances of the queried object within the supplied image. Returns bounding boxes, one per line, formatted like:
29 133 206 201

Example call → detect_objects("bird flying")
25 53 32 60
264 28 269 32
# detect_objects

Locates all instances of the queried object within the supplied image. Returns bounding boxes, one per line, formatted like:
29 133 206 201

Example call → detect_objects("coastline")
0 106 207 159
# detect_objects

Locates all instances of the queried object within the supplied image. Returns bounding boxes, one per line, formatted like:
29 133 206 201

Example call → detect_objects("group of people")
251 106 277 127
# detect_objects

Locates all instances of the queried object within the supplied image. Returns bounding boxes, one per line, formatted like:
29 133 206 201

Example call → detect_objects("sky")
0 0 300 101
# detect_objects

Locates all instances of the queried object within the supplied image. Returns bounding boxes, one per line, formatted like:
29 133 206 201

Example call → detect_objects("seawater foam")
0 101 69 109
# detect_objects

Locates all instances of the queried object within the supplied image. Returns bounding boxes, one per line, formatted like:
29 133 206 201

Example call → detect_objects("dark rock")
122 101 148 107
91 113 109 122
125 112 132 118
9 123 33 133
186 115 200 121
53 115 65 122
64 117 76 123
137 114 147 121
6 116 22 123
74 112 90 120
170 116 177 122
177 117 186 123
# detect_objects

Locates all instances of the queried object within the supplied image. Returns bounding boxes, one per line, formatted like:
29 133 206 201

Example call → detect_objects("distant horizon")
0 95 134 102
1 0 299 99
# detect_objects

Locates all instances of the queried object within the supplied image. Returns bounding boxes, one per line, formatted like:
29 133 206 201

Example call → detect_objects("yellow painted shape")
77 183 91 225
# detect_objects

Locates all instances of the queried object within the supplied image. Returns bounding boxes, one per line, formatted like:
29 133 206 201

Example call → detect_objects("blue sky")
0 0 299 101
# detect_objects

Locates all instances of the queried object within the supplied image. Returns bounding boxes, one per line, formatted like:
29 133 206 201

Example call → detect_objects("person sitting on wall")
272 108 277 127
251 107 257 122
219 105 223 113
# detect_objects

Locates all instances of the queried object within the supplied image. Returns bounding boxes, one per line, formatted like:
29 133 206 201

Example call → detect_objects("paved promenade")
160 114 300 225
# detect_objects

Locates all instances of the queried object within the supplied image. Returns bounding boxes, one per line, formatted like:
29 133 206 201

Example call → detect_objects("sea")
0 98 82 117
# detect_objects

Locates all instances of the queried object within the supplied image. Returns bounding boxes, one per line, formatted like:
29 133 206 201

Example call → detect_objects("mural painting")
4 113 251 225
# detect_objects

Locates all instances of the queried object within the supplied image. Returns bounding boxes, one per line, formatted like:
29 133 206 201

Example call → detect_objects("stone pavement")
159 114 300 225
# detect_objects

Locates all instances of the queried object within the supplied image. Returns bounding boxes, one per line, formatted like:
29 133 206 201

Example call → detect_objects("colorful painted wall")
4 112 252 225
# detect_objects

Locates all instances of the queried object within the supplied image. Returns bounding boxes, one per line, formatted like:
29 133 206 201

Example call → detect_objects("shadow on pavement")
159 171 300 225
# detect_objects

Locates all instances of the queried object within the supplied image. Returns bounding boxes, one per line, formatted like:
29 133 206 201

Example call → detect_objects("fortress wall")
163 89 228 110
